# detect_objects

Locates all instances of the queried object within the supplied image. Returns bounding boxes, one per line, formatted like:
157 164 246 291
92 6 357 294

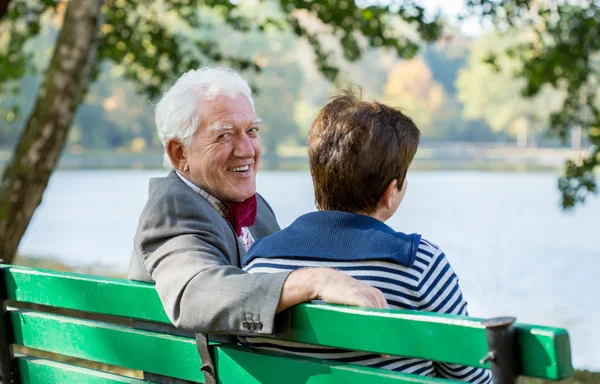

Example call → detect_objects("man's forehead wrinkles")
212 124 234 131
208 115 261 132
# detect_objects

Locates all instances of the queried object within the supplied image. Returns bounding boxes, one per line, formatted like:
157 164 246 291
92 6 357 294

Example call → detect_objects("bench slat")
215 345 456 384
11 310 203 382
285 304 573 380
2 265 170 323
10 310 455 384
2 265 573 380
283 304 488 367
17 357 148 383
516 324 573 380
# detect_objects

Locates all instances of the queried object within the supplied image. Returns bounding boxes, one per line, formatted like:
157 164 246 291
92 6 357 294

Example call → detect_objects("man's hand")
276 267 388 313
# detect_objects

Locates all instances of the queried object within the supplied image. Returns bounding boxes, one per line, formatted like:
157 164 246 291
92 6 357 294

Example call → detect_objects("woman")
242 90 491 383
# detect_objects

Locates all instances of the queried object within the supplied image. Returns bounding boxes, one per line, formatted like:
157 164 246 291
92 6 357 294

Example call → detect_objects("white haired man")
129 68 387 349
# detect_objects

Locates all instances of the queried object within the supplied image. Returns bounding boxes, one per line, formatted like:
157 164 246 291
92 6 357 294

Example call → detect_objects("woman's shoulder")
411 237 456 283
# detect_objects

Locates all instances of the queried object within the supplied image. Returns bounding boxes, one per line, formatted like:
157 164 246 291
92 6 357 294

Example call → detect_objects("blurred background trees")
0 4 508 153
456 31 565 149
465 0 600 207
0 0 442 263
0 0 599 262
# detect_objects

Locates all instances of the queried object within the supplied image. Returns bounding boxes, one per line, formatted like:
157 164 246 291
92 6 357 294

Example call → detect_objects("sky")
417 0 486 36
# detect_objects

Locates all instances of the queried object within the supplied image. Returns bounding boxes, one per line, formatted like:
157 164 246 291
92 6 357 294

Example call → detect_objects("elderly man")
129 68 387 343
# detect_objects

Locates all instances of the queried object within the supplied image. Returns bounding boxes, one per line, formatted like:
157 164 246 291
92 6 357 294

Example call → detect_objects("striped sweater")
243 238 492 383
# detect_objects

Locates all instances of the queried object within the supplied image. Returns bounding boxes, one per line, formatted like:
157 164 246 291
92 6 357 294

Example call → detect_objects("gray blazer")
129 171 290 335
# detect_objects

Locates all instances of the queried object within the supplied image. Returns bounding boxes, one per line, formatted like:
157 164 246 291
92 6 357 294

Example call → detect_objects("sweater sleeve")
416 244 492 384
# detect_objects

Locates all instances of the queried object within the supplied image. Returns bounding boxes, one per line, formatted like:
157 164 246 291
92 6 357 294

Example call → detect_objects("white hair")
155 67 255 169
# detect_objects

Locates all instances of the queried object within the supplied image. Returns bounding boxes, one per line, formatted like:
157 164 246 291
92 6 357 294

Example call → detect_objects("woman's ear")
382 179 399 210
165 138 188 172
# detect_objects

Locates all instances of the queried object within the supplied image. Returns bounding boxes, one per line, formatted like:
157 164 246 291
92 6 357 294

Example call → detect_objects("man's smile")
227 165 250 172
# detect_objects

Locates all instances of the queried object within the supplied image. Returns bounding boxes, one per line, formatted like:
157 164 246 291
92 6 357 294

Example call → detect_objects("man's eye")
248 127 259 134
218 133 232 140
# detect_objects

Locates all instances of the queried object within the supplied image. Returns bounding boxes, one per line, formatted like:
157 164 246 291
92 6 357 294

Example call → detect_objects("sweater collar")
243 210 420 267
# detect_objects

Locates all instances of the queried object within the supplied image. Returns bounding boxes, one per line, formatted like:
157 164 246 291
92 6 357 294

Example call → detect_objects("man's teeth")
229 165 249 172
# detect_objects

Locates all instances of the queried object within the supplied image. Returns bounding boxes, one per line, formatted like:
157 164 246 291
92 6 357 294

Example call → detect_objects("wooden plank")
11 310 203 382
516 324 573 379
214 345 455 384
10 310 452 384
281 304 489 367
281 304 574 380
2 265 573 379
1 265 170 323
16 356 149 383
0 268 19 383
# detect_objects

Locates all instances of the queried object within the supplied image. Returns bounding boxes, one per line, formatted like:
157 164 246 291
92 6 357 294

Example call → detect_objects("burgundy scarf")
227 194 257 236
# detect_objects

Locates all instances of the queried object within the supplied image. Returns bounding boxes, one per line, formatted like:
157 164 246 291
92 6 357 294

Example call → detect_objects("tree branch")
0 0 13 20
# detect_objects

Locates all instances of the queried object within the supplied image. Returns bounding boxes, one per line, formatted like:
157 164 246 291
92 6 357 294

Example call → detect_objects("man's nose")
233 134 255 158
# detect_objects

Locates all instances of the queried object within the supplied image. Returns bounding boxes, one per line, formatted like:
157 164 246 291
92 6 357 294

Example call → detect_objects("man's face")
185 93 261 202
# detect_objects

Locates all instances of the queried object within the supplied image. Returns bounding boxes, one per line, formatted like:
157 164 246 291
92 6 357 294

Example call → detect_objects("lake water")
18 170 600 370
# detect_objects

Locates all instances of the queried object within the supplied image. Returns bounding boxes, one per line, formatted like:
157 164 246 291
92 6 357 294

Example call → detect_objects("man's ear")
165 138 188 172
381 179 398 210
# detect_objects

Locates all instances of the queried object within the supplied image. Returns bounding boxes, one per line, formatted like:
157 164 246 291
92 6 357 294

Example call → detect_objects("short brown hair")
308 90 420 214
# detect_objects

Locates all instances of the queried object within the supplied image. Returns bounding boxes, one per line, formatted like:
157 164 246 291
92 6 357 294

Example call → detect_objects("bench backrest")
0 265 573 383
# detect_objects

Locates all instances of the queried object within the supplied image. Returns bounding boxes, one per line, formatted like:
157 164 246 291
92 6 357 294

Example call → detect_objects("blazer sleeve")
136 186 291 335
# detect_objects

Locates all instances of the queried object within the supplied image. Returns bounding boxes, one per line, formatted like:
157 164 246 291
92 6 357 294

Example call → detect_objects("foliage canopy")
456 31 564 148
0 0 443 263
466 0 600 208
0 0 441 101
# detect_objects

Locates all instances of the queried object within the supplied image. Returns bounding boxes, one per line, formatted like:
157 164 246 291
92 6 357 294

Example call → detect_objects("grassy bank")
519 370 599 384
13 254 125 278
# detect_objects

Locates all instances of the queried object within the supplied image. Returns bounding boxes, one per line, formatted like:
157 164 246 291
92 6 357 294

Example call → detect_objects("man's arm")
277 268 389 313
254 194 388 312
137 188 289 334
137 190 387 335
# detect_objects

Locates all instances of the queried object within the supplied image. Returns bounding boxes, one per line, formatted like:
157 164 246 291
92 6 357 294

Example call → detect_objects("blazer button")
257 322 263 331
242 321 249 329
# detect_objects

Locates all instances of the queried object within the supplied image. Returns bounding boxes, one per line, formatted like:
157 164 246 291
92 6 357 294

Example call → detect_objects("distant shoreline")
0 144 590 173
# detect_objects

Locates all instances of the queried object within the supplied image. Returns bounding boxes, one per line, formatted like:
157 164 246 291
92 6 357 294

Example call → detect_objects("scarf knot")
227 195 257 236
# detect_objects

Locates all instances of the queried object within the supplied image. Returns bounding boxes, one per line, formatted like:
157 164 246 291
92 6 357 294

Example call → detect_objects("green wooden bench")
0 265 573 384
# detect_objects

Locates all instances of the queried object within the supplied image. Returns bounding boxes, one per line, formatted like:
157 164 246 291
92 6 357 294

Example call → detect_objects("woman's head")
308 89 420 218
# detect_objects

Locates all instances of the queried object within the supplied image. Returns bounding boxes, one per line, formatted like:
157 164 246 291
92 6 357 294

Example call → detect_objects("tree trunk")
517 125 528 148
571 125 582 151
0 0 13 20
0 0 103 263
528 124 537 148
571 125 583 166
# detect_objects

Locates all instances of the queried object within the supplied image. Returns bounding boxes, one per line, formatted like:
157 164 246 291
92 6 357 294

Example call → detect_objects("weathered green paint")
516 324 573 379
213 345 456 384
17 356 149 383
1 265 170 323
281 304 574 380
10 310 455 384
2 265 573 380
282 304 489 367
11 310 204 382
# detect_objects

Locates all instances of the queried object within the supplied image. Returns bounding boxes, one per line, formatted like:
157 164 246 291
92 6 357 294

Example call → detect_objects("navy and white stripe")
243 239 492 383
